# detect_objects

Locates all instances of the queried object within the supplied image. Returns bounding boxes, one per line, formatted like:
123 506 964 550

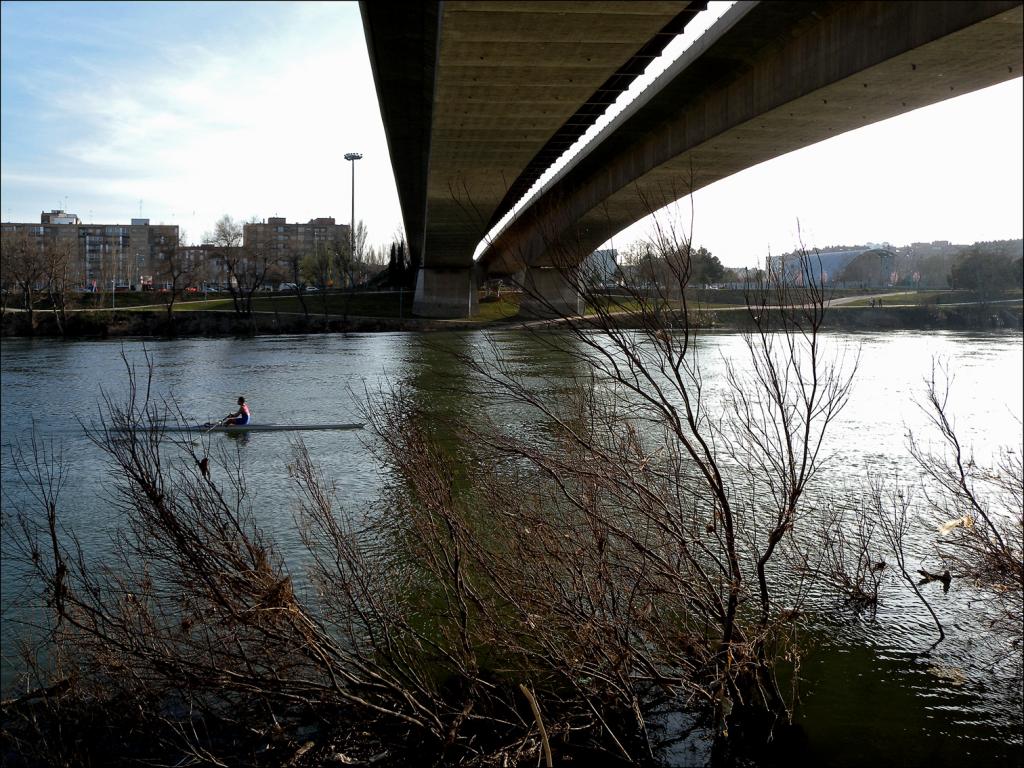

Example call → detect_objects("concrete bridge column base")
519 267 582 318
413 267 478 318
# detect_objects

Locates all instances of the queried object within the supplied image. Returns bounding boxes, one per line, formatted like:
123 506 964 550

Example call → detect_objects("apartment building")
2 211 178 289
40 210 81 225
242 216 349 283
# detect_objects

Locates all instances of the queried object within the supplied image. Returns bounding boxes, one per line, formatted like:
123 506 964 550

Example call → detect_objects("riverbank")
702 301 1024 332
0 308 485 338
2 298 1021 338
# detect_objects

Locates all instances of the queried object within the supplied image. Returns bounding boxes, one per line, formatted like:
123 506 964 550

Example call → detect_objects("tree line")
770 238 1023 291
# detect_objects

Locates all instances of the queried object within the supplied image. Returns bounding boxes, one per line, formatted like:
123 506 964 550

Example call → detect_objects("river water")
1 330 1022 766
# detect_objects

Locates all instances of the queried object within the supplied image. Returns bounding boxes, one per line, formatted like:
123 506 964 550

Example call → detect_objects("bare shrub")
821 507 887 613
417 214 866 755
887 364 1023 656
2 355 558 765
861 364 1023 672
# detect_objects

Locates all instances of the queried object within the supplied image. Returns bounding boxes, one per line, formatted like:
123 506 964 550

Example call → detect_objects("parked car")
278 282 297 292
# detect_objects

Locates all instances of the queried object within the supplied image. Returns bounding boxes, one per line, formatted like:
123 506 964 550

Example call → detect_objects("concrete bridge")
362 1 1023 318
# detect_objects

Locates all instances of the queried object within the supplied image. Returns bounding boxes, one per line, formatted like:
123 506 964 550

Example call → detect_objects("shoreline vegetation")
2 288 1022 339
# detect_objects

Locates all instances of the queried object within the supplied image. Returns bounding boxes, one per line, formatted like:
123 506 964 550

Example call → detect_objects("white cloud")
3 2 403 248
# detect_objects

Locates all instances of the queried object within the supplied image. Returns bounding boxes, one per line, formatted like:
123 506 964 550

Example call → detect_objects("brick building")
2 211 179 290
242 216 349 285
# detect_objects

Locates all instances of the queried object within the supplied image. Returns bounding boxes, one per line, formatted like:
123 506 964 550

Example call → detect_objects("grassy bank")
2 289 1021 339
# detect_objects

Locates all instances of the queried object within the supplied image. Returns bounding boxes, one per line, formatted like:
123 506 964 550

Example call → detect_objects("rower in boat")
126 422 362 433
223 396 251 426
117 415 364 434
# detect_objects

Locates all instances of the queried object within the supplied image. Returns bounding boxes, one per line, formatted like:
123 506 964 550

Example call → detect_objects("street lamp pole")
344 152 362 288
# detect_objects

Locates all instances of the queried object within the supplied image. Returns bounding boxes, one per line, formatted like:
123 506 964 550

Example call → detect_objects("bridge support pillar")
413 266 478 318
519 267 582 318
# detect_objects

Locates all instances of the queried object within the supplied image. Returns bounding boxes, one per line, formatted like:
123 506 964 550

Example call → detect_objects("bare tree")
461 222 854 744
854 362 1023 674
0 230 15 316
205 215 276 319
333 219 370 290
908 364 1022 641
302 243 334 321
1 228 47 332
278 245 311 320
155 230 194 328
40 237 77 337
206 215 244 313
350 219 369 285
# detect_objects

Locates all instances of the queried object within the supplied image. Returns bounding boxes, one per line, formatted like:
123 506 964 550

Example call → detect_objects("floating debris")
938 515 974 535
927 665 967 686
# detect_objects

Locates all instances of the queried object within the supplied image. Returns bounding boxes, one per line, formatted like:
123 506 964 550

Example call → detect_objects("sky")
2 1 1022 267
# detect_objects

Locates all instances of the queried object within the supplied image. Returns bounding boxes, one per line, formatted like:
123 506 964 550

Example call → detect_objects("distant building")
585 248 618 285
172 243 224 290
770 248 896 287
2 211 178 290
242 216 350 284
40 209 80 225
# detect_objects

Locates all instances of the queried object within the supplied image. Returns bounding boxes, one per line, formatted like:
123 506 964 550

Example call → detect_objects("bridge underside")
362 1 706 316
365 1 1023 317
480 1 1024 279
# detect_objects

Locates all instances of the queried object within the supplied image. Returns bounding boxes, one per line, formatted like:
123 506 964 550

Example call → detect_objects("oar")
204 416 229 434
184 418 222 447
